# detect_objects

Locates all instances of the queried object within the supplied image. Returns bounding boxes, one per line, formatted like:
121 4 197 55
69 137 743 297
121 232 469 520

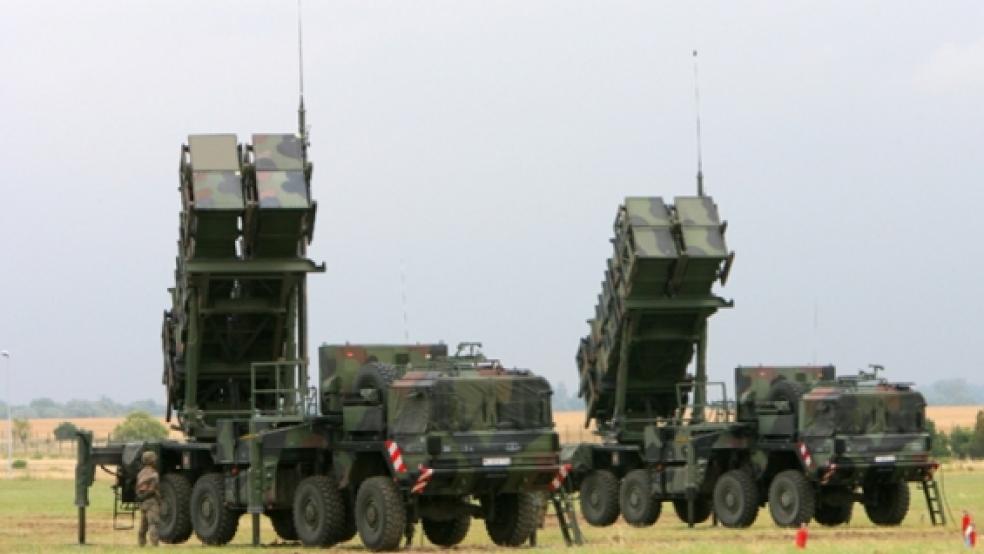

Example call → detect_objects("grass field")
0 407 980 552
0 468 979 553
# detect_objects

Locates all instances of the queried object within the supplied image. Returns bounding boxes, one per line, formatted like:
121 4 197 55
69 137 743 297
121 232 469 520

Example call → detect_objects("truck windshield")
388 390 430 434
427 377 553 432
803 392 925 436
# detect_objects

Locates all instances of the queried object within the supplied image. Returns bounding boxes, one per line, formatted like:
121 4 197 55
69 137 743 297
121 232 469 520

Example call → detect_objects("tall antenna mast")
297 0 308 159
692 50 704 197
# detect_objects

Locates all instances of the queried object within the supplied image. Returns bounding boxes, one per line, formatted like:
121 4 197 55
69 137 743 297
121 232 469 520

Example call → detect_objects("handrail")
250 361 309 420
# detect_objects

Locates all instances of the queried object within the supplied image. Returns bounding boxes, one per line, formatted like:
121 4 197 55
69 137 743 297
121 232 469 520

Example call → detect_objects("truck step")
550 485 585 547
921 478 946 526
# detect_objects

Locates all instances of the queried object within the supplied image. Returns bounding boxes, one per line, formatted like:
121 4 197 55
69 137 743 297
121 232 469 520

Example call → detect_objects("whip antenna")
297 0 308 153
692 50 704 197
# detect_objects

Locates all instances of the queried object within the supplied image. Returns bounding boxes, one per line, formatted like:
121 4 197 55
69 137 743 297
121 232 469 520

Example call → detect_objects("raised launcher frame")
76 129 325 544
577 195 734 436
163 132 323 440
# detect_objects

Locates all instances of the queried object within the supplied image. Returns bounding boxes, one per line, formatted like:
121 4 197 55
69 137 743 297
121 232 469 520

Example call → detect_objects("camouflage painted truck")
73 113 577 551
565 195 943 530
315 342 581 548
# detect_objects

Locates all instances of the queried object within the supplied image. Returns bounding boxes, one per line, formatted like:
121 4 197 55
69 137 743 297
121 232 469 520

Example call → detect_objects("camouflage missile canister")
578 196 733 431
164 132 322 440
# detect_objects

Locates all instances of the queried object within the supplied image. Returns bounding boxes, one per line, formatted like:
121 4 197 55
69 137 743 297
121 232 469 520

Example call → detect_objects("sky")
1 1 982 404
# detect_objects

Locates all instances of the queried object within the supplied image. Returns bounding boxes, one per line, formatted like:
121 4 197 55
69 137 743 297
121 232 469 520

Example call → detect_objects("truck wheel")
190 473 240 545
619 469 660 527
356 476 406 551
768 470 815 527
768 379 804 414
579 469 620 527
672 498 712 525
483 492 538 547
863 481 910 526
268 510 298 541
423 516 471 547
814 501 853 526
713 469 759 528
293 475 345 546
158 473 193 543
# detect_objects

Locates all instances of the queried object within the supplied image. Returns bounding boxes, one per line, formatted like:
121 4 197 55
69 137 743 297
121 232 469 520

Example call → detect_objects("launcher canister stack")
164 133 322 440
577 196 734 435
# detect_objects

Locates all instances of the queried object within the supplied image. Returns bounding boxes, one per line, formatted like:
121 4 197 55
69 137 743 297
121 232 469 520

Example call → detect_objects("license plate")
482 457 511 467
875 455 896 463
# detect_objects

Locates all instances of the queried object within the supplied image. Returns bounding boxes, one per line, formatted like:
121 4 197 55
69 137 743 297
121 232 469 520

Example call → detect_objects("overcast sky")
1 1 982 404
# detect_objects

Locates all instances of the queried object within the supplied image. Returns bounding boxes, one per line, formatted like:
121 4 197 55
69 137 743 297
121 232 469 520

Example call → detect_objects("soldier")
136 451 160 547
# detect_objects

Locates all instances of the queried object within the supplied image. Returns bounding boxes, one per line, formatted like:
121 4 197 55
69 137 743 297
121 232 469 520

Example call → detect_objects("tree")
29 398 64 418
950 426 974 459
53 421 79 441
925 418 950 458
969 410 984 459
111 412 168 443
925 379 984 406
12 419 30 447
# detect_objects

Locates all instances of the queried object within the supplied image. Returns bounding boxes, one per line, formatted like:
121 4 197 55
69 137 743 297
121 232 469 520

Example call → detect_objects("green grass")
0 471 980 553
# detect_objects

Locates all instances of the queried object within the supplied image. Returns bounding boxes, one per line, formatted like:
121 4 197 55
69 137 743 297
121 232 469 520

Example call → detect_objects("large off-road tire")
579 469 621 527
768 379 805 412
293 475 346 546
713 469 759 528
483 492 539 547
863 481 910 526
814 500 853 526
768 470 815 527
269 510 298 541
423 516 471 548
619 469 660 527
672 497 713 525
356 476 407 551
190 473 240 545
158 473 193 544
352 362 399 396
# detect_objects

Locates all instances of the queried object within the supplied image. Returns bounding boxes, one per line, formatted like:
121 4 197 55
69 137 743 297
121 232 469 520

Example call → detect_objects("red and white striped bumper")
385 440 407 473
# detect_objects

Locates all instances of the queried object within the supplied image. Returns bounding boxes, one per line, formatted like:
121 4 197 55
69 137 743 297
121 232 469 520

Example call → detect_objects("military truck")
315 342 577 549
566 195 942 530
74 112 577 551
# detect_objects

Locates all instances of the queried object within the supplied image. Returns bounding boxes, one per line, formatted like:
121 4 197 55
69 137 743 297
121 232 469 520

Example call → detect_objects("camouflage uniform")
136 451 160 547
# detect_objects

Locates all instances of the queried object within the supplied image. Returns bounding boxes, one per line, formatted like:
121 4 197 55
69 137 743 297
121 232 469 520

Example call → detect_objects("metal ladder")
922 479 946 526
111 485 137 530
550 486 585 546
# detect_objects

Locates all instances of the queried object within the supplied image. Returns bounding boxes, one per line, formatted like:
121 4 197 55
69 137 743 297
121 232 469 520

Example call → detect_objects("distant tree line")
552 381 585 411
922 379 984 406
927 410 984 459
0 397 164 418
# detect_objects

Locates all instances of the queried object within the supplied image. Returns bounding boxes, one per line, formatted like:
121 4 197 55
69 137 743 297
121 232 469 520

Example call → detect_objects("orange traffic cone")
795 523 809 549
